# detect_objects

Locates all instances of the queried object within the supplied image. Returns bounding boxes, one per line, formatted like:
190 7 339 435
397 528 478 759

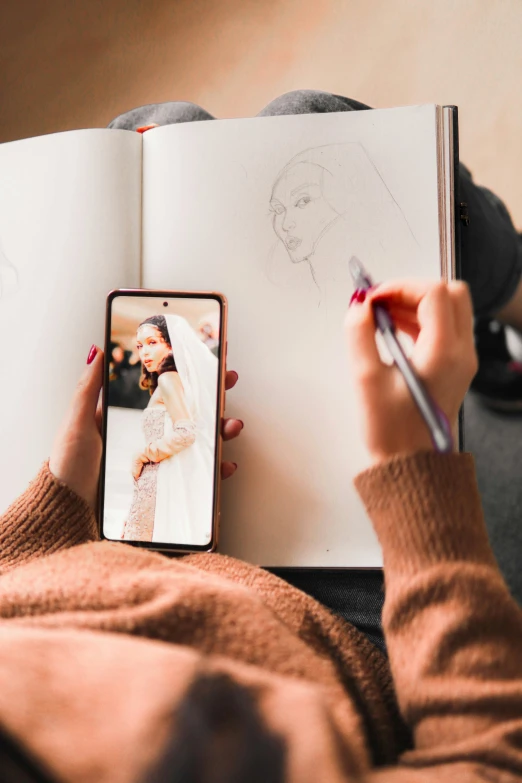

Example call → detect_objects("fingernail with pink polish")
350 289 367 306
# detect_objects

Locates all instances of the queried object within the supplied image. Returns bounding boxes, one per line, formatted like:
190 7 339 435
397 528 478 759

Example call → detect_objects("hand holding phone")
49 330 242 535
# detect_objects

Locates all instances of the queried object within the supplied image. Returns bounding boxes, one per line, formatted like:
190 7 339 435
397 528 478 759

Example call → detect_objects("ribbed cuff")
0 461 99 572
353 451 497 576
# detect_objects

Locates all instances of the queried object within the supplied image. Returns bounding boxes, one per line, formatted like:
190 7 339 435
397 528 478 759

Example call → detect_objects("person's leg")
496 282 522 332
459 165 522 410
459 163 522 320
457 163 522 411
273 568 385 653
107 100 216 129
256 90 372 116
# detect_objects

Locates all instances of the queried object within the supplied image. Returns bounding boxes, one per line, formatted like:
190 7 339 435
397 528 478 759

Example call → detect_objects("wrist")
354 451 497 575
0 462 100 572
368 437 435 466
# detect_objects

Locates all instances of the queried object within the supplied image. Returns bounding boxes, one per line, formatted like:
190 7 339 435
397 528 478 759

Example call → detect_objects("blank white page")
142 105 442 567
0 129 142 512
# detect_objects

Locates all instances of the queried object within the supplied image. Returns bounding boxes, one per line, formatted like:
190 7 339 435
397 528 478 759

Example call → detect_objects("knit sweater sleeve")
354 451 522 781
0 461 99 573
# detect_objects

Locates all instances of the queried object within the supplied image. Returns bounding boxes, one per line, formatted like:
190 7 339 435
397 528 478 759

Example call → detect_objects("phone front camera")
163 301 168 307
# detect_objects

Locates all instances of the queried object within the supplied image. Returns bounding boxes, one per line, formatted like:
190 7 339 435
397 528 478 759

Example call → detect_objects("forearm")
355 452 522 777
143 419 196 462
0 461 99 573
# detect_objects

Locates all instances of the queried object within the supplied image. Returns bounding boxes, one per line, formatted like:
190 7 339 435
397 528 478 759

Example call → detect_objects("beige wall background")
2 0 522 225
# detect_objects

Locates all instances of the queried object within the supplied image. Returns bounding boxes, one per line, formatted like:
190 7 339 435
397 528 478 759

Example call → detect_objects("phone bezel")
98 288 228 554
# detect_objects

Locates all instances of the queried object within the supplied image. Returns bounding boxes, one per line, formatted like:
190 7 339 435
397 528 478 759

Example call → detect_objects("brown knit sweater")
0 452 521 783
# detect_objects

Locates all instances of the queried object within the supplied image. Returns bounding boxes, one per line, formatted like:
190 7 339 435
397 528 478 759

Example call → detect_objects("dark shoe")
470 318 522 412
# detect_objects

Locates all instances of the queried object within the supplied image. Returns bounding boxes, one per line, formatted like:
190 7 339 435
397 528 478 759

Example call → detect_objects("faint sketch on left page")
0 236 19 299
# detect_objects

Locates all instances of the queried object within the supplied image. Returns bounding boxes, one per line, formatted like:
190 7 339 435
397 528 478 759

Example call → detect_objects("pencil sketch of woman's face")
270 162 339 264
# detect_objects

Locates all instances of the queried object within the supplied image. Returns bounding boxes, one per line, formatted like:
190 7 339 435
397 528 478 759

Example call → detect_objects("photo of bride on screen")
104 300 220 547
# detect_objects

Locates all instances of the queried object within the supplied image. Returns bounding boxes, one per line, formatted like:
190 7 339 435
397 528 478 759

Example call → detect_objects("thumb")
70 346 104 429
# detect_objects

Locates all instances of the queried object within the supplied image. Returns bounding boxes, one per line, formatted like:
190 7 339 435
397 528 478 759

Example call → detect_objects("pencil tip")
348 256 363 279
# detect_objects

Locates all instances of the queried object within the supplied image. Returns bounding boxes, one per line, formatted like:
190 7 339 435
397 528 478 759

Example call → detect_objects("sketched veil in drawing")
267 143 418 291
0 236 19 300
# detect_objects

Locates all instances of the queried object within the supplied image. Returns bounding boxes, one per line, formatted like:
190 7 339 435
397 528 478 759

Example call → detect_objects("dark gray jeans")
108 89 522 653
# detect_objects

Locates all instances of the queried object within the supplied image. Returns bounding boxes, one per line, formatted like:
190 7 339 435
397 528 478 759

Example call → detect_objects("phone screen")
100 292 224 551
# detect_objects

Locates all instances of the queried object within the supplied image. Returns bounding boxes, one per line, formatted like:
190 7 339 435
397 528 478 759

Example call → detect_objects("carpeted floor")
464 391 522 604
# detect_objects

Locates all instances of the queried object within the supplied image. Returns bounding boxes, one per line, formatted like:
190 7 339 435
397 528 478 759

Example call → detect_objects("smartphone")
99 289 227 553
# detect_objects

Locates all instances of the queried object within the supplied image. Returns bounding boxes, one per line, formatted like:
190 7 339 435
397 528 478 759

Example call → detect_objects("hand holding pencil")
344 262 478 465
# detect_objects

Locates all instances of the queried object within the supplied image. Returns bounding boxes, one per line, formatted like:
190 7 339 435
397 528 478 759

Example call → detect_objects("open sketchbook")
0 104 458 568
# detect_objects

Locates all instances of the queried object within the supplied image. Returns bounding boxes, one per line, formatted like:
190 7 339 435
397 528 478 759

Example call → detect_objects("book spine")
444 105 465 453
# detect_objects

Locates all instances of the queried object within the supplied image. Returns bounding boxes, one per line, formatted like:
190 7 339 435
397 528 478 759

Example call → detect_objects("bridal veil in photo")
152 314 219 546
